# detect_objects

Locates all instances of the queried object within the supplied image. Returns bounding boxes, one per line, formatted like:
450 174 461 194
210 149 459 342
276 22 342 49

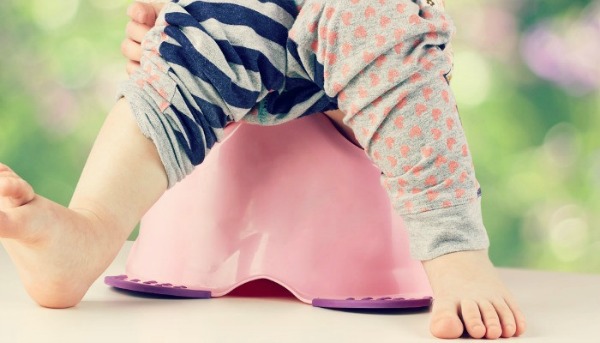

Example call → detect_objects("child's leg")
288 0 525 339
119 0 322 187
0 0 306 307
0 99 167 308
322 113 524 337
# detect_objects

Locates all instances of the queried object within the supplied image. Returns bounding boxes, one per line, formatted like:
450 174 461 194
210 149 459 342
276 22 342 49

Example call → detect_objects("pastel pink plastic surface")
106 113 432 308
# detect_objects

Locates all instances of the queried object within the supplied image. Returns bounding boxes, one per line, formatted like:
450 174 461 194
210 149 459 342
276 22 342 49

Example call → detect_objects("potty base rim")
105 274 432 309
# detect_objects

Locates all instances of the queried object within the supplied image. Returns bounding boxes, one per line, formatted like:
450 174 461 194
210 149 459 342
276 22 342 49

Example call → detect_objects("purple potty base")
104 275 211 298
105 275 431 309
312 296 433 309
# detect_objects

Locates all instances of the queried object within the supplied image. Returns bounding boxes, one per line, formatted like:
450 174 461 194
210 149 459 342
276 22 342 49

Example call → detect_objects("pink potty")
105 113 433 309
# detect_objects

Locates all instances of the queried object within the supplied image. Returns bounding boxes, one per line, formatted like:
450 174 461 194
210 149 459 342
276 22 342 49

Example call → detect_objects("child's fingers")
121 38 143 63
126 20 152 43
126 61 141 75
126 2 157 26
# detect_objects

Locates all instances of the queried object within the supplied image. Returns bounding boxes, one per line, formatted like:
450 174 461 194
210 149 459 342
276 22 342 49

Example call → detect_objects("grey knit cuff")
117 80 191 188
402 197 490 260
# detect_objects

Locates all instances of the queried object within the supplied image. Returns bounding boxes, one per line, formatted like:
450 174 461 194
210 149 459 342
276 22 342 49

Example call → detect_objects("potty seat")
105 113 433 309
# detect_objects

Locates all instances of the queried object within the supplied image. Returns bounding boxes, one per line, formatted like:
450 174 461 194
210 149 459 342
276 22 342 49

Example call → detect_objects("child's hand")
121 1 165 75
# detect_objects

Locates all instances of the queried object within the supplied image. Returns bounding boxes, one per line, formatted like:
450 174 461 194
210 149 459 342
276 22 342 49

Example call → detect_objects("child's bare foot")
422 250 527 339
0 164 124 308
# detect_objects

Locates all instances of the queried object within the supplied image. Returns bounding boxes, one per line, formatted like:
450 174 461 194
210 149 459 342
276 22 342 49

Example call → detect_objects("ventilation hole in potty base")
104 275 211 299
312 296 432 309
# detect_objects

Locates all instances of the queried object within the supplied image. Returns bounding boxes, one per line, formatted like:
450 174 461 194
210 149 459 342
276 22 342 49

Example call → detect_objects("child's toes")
429 299 464 339
0 164 34 207
460 299 486 338
0 209 19 238
506 297 527 336
492 298 517 337
479 300 503 339
0 176 34 208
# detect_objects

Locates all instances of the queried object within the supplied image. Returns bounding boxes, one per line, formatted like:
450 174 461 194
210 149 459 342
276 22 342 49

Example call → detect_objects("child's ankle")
69 203 130 244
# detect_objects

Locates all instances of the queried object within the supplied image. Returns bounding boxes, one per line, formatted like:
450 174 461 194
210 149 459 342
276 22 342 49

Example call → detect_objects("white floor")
1 242 599 342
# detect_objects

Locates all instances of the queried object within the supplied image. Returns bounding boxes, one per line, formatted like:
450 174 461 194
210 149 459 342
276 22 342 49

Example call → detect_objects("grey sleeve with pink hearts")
288 0 490 260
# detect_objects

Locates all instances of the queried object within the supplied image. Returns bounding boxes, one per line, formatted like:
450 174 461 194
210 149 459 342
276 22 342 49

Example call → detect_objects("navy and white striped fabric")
120 0 335 185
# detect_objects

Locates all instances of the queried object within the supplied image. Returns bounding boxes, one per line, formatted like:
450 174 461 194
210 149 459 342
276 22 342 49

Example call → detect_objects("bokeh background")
0 0 598 272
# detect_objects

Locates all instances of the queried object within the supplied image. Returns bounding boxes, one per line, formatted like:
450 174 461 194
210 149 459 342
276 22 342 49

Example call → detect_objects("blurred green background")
0 0 598 273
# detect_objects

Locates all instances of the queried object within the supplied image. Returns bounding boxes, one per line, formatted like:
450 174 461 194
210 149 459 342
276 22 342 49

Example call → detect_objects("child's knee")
290 0 455 95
